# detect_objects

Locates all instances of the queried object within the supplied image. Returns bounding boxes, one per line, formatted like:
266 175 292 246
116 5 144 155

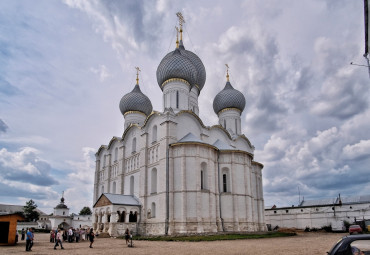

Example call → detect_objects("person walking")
54 229 64 250
89 229 95 248
21 228 25 241
25 228 34 252
124 228 130 245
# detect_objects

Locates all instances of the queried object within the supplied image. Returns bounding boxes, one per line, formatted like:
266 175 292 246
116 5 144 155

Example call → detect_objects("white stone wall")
265 202 370 229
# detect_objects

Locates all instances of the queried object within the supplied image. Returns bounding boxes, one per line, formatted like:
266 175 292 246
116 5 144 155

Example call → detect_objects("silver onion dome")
119 84 153 116
213 81 246 114
156 42 206 91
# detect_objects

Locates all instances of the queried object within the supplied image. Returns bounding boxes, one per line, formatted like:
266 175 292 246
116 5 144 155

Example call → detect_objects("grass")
131 232 296 242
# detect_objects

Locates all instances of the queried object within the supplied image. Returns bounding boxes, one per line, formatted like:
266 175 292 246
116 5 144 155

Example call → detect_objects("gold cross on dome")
176 12 185 27
135 67 141 85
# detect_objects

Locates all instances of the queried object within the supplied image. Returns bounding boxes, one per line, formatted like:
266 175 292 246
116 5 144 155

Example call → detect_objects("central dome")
156 41 206 91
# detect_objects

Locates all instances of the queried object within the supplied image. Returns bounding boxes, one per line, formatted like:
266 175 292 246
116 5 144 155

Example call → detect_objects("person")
124 228 130 245
25 228 34 252
15 230 18 243
68 227 73 243
21 228 25 241
89 229 95 248
50 230 55 243
54 229 64 250
75 228 80 243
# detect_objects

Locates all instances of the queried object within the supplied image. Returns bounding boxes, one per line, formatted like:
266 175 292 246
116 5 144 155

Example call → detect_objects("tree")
23 199 40 222
79 206 92 215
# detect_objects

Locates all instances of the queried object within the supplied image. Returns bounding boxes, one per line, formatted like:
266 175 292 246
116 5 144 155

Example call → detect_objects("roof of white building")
95 193 141 207
213 139 234 150
299 195 370 207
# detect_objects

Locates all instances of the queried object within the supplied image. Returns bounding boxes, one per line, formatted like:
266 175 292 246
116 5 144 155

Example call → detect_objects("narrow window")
130 176 134 195
223 174 227 192
224 119 226 129
112 182 116 194
114 147 118 161
201 170 204 189
176 90 179 108
151 202 156 218
235 119 238 134
151 168 157 194
101 185 104 194
152 125 157 143
103 155 106 167
132 138 136 153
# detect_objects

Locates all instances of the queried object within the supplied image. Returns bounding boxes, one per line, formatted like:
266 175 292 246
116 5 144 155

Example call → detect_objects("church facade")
93 19 265 236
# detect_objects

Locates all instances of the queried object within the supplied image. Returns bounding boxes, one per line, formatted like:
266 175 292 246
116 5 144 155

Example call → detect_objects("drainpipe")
217 150 225 232
165 144 170 235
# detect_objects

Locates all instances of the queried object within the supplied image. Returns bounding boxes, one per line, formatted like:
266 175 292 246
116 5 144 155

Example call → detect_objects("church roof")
213 81 246 114
177 132 203 143
95 193 141 207
213 139 234 150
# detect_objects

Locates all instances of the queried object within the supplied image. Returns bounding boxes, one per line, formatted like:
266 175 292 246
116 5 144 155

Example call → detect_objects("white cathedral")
92 17 265 236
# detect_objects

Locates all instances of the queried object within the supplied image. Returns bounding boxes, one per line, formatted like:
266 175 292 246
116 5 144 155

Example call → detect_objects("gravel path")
2 231 344 255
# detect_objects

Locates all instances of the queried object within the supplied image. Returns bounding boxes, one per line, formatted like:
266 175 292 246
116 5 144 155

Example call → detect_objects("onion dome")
213 77 246 115
55 196 68 209
156 33 206 92
119 82 153 116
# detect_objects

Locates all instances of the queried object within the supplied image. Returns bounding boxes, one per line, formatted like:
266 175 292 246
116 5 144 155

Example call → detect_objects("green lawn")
132 232 296 242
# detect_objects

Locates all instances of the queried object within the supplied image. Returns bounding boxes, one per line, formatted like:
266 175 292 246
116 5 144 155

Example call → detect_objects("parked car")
327 234 370 255
349 225 363 235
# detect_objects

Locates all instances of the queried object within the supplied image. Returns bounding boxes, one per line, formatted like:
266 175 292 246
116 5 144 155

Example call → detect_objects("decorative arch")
112 181 116 194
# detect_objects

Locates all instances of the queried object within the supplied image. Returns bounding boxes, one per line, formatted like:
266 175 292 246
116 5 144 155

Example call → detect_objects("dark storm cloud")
0 119 8 133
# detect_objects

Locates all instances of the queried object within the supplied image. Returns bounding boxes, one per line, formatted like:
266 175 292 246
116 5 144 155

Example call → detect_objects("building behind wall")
93 15 265 236
265 195 370 230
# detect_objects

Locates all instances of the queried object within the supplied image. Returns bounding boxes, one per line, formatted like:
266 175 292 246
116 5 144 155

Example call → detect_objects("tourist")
50 230 55 243
25 228 34 252
62 229 67 241
124 228 130 245
75 228 80 242
68 227 73 242
89 229 95 248
21 228 25 240
54 229 64 250
81 228 86 241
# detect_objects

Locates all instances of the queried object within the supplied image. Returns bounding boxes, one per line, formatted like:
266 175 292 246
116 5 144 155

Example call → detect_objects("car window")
351 240 370 255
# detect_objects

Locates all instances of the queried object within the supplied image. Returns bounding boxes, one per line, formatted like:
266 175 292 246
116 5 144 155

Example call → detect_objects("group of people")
51 227 95 249
49 227 91 243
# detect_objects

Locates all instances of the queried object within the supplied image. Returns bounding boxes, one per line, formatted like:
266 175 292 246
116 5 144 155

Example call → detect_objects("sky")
0 0 369 215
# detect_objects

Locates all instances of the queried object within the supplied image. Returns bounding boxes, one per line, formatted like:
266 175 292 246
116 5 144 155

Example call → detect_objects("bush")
322 225 332 232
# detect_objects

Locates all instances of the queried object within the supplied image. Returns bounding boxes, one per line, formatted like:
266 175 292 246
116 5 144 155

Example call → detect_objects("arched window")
132 138 136 153
176 90 179 108
223 174 227 192
152 125 157 143
200 162 207 190
101 185 104 194
112 182 116 194
130 176 134 195
151 202 156 218
224 119 226 129
151 168 157 194
235 119 238 134
114 147 118 161
221 168 230 193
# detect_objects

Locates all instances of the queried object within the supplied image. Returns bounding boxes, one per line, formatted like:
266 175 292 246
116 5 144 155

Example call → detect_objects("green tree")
79 206 92 215
23 199 40 222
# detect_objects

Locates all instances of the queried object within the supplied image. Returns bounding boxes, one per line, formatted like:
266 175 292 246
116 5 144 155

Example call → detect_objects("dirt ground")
1 231 344 255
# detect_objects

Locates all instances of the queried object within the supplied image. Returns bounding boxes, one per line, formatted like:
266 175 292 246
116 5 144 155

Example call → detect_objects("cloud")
90 65 111 82
0 119 8 134
0 147 58 186
342 140 370 160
